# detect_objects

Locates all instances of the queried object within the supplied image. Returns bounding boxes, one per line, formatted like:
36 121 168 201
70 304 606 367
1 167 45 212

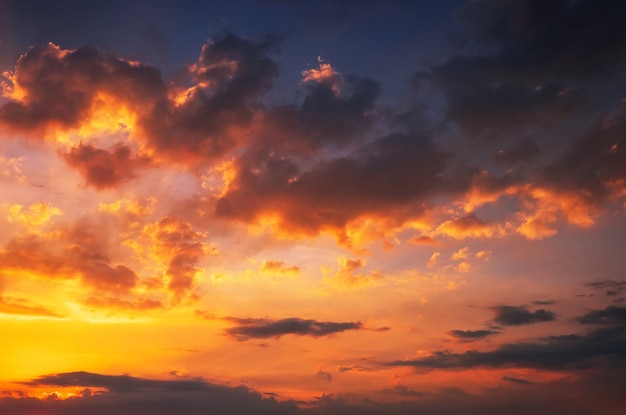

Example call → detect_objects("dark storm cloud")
577 306 626 326
0 43 165 132
142 32 281 161
215 130 460 240
387 323 626 371
0 32 282 167
491 305 556 326
422 0 626 134
449 329 500 340
260 73 380 151
492 136 539 164
62 143 151 189
224 317 362 340
534 105 626 201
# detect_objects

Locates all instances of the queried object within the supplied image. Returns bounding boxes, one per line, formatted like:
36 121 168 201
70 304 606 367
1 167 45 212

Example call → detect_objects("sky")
0 0 625 414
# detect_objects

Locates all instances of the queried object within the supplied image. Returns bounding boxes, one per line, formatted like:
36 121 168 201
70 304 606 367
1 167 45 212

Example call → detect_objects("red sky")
0 1 625 414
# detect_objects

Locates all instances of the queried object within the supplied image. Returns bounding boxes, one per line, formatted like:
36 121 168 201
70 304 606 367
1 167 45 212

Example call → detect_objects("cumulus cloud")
62 143 151 189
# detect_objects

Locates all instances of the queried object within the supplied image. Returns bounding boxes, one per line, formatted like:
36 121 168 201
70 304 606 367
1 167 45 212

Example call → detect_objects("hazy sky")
1 1 625 414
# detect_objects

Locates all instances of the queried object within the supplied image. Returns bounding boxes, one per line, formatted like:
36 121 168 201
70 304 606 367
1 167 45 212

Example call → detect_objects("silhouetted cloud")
22 371 212 393
577 306 626 326
449 329 500 340
531 300 556 306
3 367 626 415
491 305 556 326
388 325 626 371
224 317 362 340
501 376 532 386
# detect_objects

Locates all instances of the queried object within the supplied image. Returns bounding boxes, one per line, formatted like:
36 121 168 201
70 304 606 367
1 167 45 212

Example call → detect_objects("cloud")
215 130 457 244
62 143 151 189
82 296 163 312
0 296 63 318
142 217 214 300
501 376 532 386
577 306 626 326
448 329 500 340
259 260 300 276
531 300 556 306
223 317 363 340
143 32 281 162
493 137 540 164
0 43 165 135
21 371 211 393
3 368 626 415
388 324 626 371
0 225 139 293
584 280 626 294
534 105 626 205
381 384 431 398
316 369 332 382
491 305 556 326
326 258 384 288
421 0 626 135
6 202 62 231
435 213 500 239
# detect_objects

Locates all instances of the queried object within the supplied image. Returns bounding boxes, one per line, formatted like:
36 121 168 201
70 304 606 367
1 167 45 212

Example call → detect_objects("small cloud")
448 329 500 340
451 247 470 261
475 250 492 261
427 252 441 268
532 300 556 306
223 317 363 341
501 376 533 385
491 305 556 326
316 369 332 382
456 262 471 273
409 235 437 245
259 260 300 276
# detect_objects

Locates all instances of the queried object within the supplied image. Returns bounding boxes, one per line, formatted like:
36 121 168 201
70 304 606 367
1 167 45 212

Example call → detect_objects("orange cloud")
325 258 384 289
259 260 300 276
434 213 504 239
0 296 63 318
62 143 151 189
6 202 62 231
142 217 215 301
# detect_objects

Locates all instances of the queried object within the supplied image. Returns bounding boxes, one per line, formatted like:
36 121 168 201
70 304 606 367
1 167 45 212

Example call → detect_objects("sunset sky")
1 1 625 414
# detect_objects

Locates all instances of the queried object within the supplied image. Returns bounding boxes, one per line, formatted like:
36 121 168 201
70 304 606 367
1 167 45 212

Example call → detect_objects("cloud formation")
448 329 500 340
491 305 556 326
224 317 363 340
